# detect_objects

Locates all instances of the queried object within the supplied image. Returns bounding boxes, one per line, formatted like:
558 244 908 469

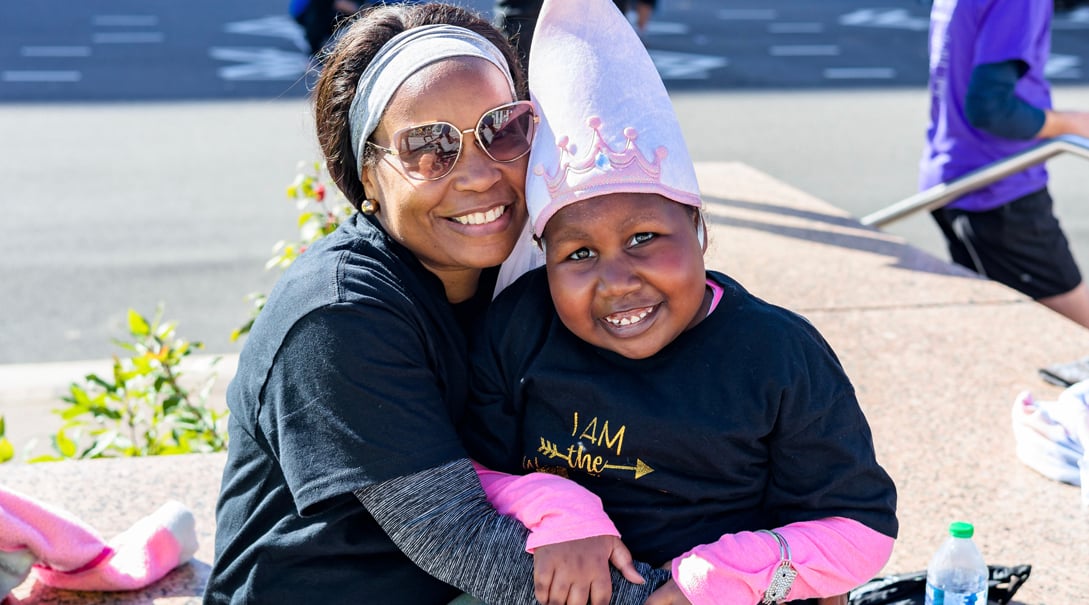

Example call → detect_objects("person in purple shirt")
921 0 1089 328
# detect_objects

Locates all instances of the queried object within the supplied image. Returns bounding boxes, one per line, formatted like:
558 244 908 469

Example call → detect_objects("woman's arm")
660 517 893 605
357 458 671 605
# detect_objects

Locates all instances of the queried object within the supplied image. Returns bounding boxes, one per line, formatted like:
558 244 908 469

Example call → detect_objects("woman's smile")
449 203 508 226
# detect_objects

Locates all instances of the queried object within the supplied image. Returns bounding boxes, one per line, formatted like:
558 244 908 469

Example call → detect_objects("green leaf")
86 401 122 421
119 366 142 381
132 355 152 374
0 415 5 437
83 432 118 458
0 437 14 463
127 309 151 336
297 211 317 228
54 429 77 458
113 340 138 353
27 454 61 463
60 404 90 420
163 395 181 414
67 384 93 405
158 443 187 456
86 374 116 392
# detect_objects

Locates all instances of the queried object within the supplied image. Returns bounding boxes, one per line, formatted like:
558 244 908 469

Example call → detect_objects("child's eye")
629 232 656 246
566 247 595 261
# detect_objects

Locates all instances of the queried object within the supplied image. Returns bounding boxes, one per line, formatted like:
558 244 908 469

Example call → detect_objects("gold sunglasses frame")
366 100 539 181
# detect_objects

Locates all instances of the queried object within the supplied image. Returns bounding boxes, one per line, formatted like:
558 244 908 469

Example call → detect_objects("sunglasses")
367 101 538 181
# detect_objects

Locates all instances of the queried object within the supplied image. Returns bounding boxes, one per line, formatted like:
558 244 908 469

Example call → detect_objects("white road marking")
823 67 897 79
768 22 825 34
210 47 309 81
20 46 92 57
839 9 929 31
1047 54 1083 79
1054 6 1089 29
92 32 165 44
92 15 159 27
649 50 728 79
770 45 840 57
224 16 310 54
2 71 82 82
718 9 777 20
642 21 689 35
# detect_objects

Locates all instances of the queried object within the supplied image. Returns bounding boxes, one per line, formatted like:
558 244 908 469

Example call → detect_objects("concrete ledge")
4 162 1087 603
696 162 1088 604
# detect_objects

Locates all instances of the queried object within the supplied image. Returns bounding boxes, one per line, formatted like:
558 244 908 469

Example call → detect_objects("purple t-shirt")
919 0 1053 211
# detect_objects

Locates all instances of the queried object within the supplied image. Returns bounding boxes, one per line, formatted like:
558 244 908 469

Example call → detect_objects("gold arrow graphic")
602 459 655 479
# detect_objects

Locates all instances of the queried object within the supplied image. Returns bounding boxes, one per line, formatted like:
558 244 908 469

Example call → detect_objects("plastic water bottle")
924 521 988 605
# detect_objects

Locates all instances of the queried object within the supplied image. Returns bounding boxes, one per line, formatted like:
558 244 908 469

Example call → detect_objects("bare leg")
1038 281 1089 329
635 1 652 30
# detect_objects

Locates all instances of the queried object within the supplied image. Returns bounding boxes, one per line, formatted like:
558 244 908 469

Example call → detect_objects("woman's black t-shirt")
206 213 495 604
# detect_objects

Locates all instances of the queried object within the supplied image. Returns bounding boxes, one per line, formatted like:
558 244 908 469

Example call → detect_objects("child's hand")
644 579 693 605
532 535 644 605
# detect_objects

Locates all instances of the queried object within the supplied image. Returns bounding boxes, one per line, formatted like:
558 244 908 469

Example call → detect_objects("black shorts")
931 188 1082 300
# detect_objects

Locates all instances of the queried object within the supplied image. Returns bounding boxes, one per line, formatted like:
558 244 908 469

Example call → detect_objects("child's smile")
542 193 709 359
602 303 658 330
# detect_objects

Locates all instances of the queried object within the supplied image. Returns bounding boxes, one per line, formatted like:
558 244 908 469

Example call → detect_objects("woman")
204 4 665 604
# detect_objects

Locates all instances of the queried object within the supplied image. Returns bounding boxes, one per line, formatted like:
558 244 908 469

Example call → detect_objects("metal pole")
861 135 1089 228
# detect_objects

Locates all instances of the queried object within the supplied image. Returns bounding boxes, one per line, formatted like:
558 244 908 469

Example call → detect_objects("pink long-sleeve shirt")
474 463 893 604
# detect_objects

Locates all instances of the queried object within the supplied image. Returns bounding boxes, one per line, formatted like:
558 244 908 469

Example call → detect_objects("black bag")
848 564 1031 605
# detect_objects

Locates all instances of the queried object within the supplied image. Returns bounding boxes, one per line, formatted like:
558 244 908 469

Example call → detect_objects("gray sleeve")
355 458 672 604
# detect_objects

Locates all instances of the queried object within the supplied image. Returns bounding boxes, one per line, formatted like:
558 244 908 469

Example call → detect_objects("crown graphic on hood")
524 0 701 237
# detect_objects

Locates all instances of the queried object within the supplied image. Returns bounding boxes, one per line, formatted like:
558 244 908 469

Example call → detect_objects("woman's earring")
361 199 379 215
696 212 706 248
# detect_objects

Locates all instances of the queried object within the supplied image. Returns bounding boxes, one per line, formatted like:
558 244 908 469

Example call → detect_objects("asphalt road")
2 0 1088 364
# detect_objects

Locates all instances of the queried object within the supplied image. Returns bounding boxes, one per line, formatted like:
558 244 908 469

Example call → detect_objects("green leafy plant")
0 416 13 463
30 307 227 462
232 161 353 341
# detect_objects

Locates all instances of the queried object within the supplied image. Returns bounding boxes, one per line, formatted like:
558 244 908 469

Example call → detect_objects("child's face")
542 193 709 359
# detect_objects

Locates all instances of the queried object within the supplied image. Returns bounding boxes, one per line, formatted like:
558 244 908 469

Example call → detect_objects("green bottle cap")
949 521 974 538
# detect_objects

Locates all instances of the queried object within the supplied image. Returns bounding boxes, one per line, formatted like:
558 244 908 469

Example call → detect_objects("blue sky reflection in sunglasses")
395 102 535 178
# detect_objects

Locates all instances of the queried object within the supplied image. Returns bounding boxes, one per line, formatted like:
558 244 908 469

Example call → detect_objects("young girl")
462 1 899 603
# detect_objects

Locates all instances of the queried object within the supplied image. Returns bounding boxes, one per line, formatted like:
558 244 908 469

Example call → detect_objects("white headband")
347 24 517 179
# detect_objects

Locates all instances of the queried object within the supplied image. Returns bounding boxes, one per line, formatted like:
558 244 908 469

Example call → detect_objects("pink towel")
0 484 197 594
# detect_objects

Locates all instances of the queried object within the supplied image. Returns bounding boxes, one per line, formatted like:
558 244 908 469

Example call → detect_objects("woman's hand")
532 535 644 605
644 579 693 605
